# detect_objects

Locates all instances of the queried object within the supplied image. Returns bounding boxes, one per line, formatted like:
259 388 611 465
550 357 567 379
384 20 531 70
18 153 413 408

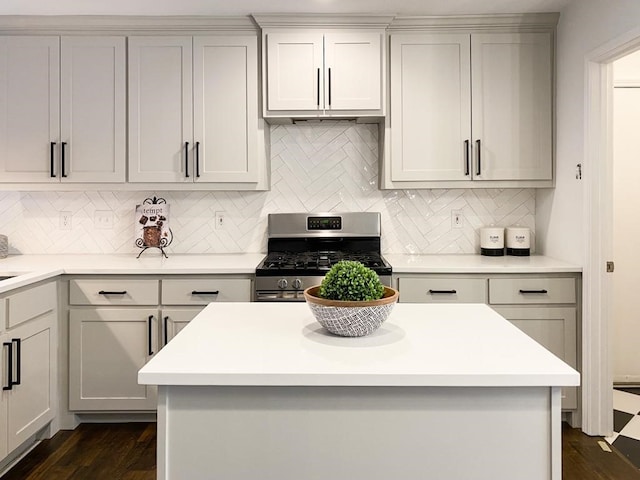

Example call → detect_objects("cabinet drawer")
489 278 576 305
397 277 487 303
162 278 252 305
70 279 159 305
7 282 57 329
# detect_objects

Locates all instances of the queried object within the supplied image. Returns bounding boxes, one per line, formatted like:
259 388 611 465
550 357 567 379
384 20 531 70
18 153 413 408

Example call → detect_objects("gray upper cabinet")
128 35 265 188
0 35 126 184
381 14 557 189
262 29 385 118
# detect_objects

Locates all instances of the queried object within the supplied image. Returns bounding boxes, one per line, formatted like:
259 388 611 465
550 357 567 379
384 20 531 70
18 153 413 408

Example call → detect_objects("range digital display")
307 216 342 230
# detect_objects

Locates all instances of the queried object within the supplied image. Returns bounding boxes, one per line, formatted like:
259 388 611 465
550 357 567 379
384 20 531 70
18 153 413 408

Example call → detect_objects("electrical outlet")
451 210 464 229
215 211 226 230
94 210 114 230
59 211 72 230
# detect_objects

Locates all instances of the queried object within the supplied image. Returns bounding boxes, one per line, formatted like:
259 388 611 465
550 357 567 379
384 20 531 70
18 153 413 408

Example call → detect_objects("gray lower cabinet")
396 272 580 413
0 281 57 463
68 275 252 411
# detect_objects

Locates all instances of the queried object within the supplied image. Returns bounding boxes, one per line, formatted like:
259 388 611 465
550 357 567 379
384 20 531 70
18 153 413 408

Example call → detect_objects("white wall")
612 50 640 382
537 0 640 264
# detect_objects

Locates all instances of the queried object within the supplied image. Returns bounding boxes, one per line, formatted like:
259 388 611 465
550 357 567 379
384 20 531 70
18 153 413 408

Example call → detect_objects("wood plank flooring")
2 422 639 479
1 423 155 480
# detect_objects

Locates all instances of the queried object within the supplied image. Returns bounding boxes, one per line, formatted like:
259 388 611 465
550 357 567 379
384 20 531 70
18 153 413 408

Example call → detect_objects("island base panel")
157 385 556 480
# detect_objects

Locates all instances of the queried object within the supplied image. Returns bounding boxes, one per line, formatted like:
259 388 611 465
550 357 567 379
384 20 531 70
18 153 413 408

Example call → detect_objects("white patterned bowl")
303 286 399 337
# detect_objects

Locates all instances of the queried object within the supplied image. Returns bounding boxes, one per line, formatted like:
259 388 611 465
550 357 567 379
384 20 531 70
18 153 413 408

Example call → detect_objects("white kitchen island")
138 302 579 480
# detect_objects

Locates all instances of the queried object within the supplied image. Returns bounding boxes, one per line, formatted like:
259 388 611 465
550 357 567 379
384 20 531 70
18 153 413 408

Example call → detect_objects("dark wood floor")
2 422 640 479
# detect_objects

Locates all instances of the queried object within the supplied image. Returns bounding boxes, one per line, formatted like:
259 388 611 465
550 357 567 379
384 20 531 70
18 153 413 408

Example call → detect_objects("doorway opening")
583 27 640 437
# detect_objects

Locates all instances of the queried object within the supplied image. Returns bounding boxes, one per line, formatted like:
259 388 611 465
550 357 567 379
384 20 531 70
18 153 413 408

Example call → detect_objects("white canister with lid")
505 227 531 256
480 227 504 256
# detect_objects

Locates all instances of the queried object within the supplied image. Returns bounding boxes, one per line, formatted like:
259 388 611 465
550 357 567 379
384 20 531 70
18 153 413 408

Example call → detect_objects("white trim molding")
583 25 640 436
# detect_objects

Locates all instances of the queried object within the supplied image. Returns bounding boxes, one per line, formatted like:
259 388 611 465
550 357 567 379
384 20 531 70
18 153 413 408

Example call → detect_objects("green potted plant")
303 260 399 337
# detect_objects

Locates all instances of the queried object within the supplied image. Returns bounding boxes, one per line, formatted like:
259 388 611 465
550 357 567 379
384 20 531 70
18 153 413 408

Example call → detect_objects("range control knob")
277 278 288 290
292 278 303 290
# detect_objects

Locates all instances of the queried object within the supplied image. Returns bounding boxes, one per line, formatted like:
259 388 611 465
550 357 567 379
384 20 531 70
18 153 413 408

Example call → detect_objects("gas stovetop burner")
258 251 390 273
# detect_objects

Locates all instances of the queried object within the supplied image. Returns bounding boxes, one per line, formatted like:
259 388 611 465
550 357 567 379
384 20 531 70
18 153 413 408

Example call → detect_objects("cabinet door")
492 306 577 409
0 333 8 459
193 36 259 183
265 32 323 111
69 308 158 411
4 312 56 452
128 36 193 183
471 33 552 181
60 36 126 183
390 34 471 181
324 32 382 111
0 36 59 182
161 308 202 347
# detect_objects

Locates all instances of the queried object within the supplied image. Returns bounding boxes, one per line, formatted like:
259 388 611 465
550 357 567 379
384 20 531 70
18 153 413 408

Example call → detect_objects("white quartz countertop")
138 302 580 388
0 253 581 294
0 253 265 293
385 254 582 273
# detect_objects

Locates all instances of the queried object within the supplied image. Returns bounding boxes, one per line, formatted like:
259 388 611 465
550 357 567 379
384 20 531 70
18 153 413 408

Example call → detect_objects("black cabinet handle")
163 316 169 347
148 315 154 356
428 289 457 294
98 290 127 295
519 289 548 294
328 67 332 106
464 140 470 176
475 139 481 176
50 142 56 177
191 290 219 295
61 142 67 178
185 141 190 178
195 141 200 178
12 338 20 386
316 68 320 107
2 342 12 391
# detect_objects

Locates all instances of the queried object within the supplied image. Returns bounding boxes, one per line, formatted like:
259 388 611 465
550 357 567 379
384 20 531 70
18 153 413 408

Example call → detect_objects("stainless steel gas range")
255 212 392 302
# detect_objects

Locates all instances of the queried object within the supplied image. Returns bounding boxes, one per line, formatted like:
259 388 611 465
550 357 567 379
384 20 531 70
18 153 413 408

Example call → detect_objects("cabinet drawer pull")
61 142 68 178
519 289 548 294
12 338 20 386
316 68 320 107
98 290 127 295
464 140 470 176
163 316 169 347
328 67 332 106
191 290 219 295
428 289 457 294
195 141 201 178
2 342 12 391
148 315 154 356
50 142 56 177
185 141 190 178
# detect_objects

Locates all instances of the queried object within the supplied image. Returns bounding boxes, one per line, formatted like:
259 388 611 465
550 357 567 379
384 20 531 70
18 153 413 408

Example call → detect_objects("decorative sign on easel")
135 196 173 258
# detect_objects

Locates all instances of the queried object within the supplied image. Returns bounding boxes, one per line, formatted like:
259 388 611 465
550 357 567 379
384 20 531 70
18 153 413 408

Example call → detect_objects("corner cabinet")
262 30 384 117
0 281 57 462
0 36 126 184
128 35 265 187
382 14 557 189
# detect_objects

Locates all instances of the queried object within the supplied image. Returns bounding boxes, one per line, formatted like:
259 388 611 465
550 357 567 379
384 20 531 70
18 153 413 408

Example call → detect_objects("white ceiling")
0 0 571 16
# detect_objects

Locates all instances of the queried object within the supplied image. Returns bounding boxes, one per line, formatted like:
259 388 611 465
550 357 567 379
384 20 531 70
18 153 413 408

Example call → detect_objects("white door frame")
583 27 640 436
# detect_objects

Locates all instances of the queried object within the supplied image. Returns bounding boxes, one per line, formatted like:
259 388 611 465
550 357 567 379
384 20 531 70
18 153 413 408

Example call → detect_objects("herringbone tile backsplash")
0 122 535 255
